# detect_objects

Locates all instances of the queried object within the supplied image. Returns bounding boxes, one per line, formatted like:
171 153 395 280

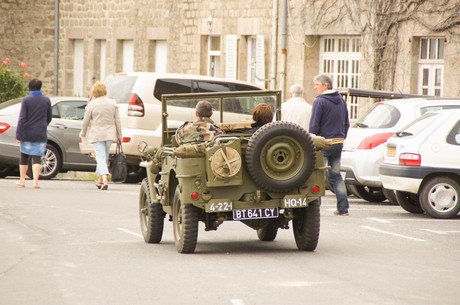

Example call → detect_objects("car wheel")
245 121 316 193
124 165 146 184
0 164 13 178
419 176 460 219
293 199 320 251
27 144 62 180
139 178 165 243
347 184 386 202
382 188 398 205
173 185 199 253
395 191 424 214
256 222 278 241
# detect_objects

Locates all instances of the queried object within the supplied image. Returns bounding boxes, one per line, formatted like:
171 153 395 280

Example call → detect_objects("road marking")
368 217 392 224
230 300 245 305
422 229 460 235
117 228 143 239
361 226 426 242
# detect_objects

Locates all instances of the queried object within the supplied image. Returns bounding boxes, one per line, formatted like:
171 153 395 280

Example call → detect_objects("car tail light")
399 153 421 166
357 132 394 149
122 137 131 143
0 123 10 134
128 93 145 117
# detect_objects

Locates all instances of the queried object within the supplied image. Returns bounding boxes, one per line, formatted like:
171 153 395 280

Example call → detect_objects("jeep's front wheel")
173 185 199 253
139 178 164 243
292 200 320 251
245 121 316 193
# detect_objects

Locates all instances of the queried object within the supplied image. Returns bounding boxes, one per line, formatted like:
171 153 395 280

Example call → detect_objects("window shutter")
225 35 238 80
255 35 265 87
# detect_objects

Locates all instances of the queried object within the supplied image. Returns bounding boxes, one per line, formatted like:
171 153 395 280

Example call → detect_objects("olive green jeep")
138 90 329 253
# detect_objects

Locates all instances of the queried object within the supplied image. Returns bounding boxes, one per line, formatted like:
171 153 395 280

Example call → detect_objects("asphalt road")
0 177 459 305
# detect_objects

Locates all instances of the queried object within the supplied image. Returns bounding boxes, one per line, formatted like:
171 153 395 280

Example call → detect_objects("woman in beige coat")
81 81 122 190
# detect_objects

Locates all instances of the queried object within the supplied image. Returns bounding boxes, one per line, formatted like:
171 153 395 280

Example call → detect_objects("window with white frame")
73 39 84 97
208 36 221 77
122 40 134 73
94 40 106 81
99 40 106 80
246 35 265 87
320 36 361 119
418 37 444 97
148 40 167 73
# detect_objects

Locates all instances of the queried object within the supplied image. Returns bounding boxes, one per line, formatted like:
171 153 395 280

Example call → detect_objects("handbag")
110 142 128 182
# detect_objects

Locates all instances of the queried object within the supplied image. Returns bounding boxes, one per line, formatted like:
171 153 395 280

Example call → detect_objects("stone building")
1 0 459 119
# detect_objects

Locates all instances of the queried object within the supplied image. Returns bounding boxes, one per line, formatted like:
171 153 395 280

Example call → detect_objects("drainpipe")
280 0 287 99
54 0 59 96
270 0 278 90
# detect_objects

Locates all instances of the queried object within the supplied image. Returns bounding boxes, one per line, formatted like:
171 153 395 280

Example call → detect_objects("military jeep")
138 90 329 253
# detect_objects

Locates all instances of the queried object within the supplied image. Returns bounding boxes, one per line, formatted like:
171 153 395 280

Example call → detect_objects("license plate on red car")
233 208 279 220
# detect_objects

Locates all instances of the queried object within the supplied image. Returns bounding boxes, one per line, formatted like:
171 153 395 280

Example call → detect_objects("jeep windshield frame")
161 90 282 146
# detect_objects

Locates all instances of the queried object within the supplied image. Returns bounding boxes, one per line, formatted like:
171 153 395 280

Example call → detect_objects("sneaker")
333 210 349 216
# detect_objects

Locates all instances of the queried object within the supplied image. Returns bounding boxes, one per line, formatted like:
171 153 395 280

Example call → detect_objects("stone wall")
0 0 55 96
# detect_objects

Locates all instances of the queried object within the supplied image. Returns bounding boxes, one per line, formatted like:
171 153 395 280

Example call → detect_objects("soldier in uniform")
175 100 223 145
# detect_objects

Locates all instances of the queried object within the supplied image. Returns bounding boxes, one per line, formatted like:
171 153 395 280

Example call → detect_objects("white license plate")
233 208 279 220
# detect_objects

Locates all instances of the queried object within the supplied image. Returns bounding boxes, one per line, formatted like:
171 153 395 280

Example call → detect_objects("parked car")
379 110 460 219
0 97 96 179
340 96 460 203
79 72 264 183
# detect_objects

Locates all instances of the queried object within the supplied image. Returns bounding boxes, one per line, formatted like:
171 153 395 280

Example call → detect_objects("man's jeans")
93 141 113 176
323 143 349 212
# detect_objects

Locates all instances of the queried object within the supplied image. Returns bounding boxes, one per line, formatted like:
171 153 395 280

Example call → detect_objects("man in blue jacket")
309 74 350 215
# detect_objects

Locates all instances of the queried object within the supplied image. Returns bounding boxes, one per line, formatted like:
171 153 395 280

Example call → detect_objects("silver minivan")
80 72 264 182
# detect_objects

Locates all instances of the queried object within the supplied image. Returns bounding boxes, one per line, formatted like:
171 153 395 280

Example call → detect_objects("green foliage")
0 57 28 104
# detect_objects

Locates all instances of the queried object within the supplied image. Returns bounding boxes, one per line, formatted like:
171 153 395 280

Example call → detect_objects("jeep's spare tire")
245 121 316 193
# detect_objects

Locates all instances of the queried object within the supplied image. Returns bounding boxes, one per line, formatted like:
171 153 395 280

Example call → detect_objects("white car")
341 97 460 203
379 110 460 219
79 72 264 183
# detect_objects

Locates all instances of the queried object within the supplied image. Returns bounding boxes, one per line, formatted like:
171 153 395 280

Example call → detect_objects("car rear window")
105 75 138 104
397 112 439 137
356 103 401 128
154 79 193 101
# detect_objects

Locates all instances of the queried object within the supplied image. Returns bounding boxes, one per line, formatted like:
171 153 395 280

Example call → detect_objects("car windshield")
105 75 138 104
356 103 401 128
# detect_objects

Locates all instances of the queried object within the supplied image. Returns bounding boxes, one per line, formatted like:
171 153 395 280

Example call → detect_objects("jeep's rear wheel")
139 178 164 243
245 121 316 193
395 191 424 214
293 200 320 251
173 185 199 253
256 222 278 241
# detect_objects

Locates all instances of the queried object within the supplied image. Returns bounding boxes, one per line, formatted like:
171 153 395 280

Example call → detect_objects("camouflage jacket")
175 117 223 145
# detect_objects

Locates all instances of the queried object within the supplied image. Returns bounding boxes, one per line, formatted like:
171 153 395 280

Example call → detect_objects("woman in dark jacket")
15 79 52 188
